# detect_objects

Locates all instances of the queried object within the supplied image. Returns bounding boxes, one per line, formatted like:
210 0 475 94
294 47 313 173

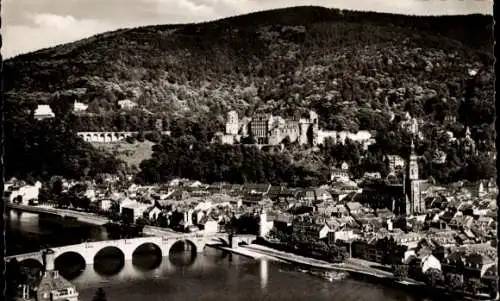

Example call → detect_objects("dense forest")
3 6 495 183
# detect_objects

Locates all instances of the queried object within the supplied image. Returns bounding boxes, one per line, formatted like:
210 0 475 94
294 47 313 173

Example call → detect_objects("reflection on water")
8 212 432 301
260 259 269 291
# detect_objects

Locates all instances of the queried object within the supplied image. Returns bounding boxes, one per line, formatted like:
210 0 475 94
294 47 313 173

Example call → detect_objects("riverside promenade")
241 244 422 283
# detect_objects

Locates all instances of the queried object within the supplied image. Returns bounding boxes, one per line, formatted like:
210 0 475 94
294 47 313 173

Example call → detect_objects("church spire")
410 139 415 155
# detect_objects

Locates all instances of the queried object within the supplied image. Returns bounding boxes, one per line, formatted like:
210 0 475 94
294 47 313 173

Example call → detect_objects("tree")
393 264 409 280
467 278 482 295
424 268 444 288
92 288 107 301
445 273 464 292
487 278 498 299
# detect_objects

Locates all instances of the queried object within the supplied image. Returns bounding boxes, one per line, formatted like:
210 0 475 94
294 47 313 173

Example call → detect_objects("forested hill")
4 6 493 127
3 6 495 182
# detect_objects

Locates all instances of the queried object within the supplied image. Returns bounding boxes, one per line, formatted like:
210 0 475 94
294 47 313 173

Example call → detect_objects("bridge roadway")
6 203 180 236
6 233 231 266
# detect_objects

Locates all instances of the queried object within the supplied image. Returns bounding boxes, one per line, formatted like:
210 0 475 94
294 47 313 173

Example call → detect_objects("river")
7 211 434 301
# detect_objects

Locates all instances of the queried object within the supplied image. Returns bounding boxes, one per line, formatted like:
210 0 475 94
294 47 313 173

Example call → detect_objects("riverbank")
241 243 402 280
7 203 183 237
235 244 496 301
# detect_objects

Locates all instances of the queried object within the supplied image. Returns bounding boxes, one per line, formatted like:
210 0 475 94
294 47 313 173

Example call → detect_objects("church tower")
406 139 423 216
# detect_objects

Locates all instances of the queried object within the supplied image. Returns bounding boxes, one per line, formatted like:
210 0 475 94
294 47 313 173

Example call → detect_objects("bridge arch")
19 258 44 270
169 239 198 267
132 242 163 271
94 246 126 276
54 251 86 279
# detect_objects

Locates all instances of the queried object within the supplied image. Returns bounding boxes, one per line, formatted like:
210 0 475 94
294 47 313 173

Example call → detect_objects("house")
34 104 55 120
345 202 363 215
73 101 88 112
393 232 423 249
360 218 384 233
198 215 219 234
118 99 137 110
243 183 271 205
144 205 162 220
315 201 335 216
297 188 333 204
449 215 465 230
477 216 495 230
270 213 293 232
331 204 349 217
267 185 287 201
463 252 496 279
120 199 150 222
330 168 350 182
244 183 272 195
363 172 382 180
167 189 190 201
385 154 405 173
421 254 442 274
292 218 331 240
326 219 357 244
329 191 350 203
98 199 113 211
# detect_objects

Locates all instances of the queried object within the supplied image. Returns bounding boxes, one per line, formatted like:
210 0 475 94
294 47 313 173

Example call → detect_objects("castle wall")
317 130 337 145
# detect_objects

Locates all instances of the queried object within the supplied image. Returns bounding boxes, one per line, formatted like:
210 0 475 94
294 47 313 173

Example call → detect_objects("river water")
7 211 432 301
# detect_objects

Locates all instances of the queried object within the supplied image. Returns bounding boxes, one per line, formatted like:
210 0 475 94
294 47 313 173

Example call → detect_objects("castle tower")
225 110 239 135
406 139 423 216
309 110 319 146
299 119 309 145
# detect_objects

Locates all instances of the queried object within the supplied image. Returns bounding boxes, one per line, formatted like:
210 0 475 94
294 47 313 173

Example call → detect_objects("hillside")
3 6 495 182
5 7 493 127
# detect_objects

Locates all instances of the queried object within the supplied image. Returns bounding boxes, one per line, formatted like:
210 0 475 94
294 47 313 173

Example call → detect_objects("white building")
98 199 113 211
9 181 42 204
118 99 137 110
421 254 442 274
73 101 88 112
34 105 55 120
259 211 274 238
120 198 150 220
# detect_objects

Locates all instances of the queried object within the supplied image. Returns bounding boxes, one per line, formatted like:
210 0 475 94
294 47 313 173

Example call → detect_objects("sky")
1 0 493 59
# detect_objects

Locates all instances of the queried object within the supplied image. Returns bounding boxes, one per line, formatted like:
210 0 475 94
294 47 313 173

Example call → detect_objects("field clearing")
91 141 155 168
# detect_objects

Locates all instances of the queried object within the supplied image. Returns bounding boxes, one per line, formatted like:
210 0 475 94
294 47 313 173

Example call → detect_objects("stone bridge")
6 233 230 266
77 131 171 143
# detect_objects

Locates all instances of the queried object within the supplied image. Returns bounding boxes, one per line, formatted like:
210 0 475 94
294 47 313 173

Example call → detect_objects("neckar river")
7 211 434 301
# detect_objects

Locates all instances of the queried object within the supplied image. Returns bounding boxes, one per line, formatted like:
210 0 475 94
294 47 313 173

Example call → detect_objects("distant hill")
4 6 493 129
3 6 494 181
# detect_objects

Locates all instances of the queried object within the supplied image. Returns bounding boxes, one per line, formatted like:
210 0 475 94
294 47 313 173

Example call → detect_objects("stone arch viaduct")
77 131 171 143
6 234 256 267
